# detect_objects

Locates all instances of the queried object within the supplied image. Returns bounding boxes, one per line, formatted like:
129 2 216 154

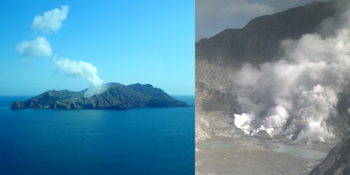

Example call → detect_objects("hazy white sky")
196 0 331 41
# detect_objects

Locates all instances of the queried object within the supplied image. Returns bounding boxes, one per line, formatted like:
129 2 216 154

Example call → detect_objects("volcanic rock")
11 83 188 110
309 132 350 175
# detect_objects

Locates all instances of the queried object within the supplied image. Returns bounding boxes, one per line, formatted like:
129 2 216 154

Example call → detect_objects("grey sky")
196 0 331 41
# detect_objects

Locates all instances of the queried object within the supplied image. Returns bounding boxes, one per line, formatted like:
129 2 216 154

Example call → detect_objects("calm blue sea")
0 95 194 175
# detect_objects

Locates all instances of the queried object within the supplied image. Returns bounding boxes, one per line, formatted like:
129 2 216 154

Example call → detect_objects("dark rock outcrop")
309 133 350 175
12 83 188 110
11 101 24 109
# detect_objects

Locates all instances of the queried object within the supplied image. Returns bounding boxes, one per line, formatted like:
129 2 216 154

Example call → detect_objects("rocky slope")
309 132 350 175
12 83 188 110
196 1 336 68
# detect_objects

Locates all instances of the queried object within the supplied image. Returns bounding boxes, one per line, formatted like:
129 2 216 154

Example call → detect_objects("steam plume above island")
54 57 106 97
16 6 107 98
231 0 350 144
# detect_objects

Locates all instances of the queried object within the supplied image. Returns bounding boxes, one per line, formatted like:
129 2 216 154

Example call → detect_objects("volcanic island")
11 83 189 110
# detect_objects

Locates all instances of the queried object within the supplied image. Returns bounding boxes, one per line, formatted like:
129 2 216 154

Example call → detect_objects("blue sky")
0 0 194 95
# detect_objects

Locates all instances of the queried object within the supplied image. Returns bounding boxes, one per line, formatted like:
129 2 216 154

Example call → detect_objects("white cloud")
16 36 52 57
54 57 105 97
32 5 69 34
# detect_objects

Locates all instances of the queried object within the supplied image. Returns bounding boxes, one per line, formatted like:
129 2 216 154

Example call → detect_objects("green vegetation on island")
12 83 188 110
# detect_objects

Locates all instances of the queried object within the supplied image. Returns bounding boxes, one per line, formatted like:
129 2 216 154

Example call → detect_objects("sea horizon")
0 95 194 174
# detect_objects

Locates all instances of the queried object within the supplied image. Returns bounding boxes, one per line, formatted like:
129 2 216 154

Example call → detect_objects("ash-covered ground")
196 128 339 175
195 102 339 174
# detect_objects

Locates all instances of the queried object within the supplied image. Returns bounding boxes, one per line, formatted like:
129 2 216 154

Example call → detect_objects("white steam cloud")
232 4 350 144
32 5 69 34
16 36 52 57
54 57 106 97
16 6 106 97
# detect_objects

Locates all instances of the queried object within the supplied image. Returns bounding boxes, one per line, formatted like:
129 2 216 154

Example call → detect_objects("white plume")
54 57 106 97
232 4 350 144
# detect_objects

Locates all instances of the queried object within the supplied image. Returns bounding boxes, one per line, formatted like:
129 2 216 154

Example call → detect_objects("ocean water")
0 95 194 175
